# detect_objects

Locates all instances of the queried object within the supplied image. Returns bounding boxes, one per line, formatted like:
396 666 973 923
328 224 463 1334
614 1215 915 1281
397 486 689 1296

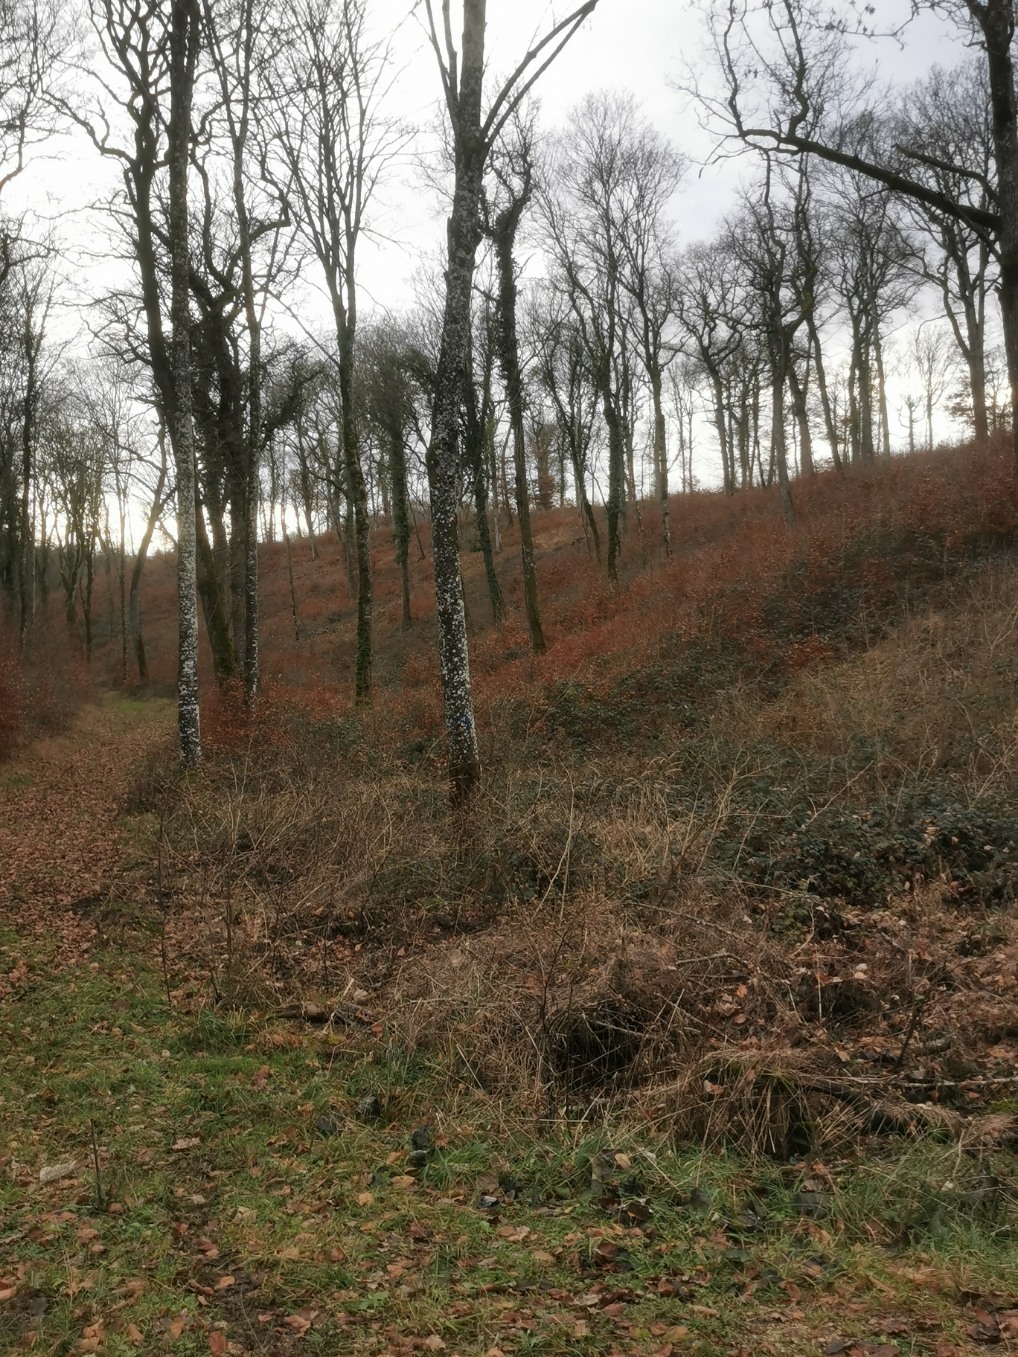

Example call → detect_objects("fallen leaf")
39 1161 77 1183
171 1138 200 1152
496 1225 531 1242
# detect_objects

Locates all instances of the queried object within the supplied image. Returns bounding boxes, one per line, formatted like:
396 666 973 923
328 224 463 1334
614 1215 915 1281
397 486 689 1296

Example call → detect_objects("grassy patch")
1 962 1016 1356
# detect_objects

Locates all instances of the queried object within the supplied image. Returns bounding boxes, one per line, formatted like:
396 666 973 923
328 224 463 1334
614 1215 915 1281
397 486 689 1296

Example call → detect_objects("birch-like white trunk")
428 160 483 801
169 0 201 765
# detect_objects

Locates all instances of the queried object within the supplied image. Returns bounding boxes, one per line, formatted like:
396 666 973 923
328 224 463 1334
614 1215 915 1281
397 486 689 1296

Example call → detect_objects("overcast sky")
12 0 970 333
318 0 966 315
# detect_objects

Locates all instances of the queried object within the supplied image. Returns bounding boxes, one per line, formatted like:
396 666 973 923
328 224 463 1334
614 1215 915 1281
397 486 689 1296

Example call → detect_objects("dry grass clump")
380 886 792 1100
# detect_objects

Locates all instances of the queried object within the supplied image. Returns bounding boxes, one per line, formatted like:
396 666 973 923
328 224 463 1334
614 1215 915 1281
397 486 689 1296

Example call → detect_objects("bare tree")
72 0 202 761
420 0 600 804
895 59 995 443
674 238 746 493
199 0 292 701
528 286 602 559
825 163 920 463
615 129 684 553
698 0 1018 479
539 92 643 584
264 0 406 704
912 323 957 450
168 0 202 763
484 113 545 653
358 319 422 631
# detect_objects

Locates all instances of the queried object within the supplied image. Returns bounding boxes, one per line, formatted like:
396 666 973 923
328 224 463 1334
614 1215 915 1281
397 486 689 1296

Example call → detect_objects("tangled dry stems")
142 546 1018 1157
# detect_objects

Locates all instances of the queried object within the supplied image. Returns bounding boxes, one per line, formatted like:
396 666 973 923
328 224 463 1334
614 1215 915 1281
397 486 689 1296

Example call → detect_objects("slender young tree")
484 115 545 653
420 0 600 804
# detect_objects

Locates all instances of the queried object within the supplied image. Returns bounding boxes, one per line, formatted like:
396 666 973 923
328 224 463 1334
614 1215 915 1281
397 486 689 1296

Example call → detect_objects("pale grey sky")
12 0 968 326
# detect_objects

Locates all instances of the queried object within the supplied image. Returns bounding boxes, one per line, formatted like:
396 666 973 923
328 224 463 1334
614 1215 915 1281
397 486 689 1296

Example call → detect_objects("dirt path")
0 696 174 989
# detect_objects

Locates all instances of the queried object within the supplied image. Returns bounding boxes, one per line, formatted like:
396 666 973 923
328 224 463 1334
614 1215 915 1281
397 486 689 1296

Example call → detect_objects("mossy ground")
1 951 1016 1356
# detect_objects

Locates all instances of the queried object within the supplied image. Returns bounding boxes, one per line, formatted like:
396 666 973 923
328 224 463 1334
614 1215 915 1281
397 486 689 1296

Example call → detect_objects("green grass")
103 696 176 727
1 960 1016 1356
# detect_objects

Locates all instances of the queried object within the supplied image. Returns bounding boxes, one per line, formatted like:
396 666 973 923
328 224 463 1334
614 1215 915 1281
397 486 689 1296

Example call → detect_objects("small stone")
355 1093 382 1122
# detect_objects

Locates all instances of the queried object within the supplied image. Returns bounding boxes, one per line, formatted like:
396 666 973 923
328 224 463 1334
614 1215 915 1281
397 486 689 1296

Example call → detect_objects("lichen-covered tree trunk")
428 152 484 802
169 0 201 765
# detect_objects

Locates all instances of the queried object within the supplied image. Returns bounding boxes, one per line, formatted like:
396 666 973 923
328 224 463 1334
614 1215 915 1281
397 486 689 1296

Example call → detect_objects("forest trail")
0 696 174 991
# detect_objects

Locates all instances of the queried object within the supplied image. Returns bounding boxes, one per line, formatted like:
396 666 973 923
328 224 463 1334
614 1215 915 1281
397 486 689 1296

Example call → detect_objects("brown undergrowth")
142 543 1018 1162
7 440 1016 1158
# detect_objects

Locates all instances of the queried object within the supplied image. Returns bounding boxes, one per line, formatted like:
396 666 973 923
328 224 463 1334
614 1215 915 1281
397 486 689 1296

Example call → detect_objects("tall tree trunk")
771 343 795 523
602 377 626 585
338 317 372 703
129 459 167 683
428 152 484 801
712 370 734 494
17 311 39 651
787 361 814 477
493 219 545 653
195 499 237 684
806 314 841 470
571 443 602 562
649 367 670 555
873 322 891 457
430 122 488 798
389 429 413 629
981 0 1018 482
169 0 201 765
463 339 505 625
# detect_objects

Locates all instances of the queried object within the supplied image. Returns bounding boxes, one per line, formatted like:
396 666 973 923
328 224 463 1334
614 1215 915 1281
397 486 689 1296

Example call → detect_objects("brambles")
730 794 1018 913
